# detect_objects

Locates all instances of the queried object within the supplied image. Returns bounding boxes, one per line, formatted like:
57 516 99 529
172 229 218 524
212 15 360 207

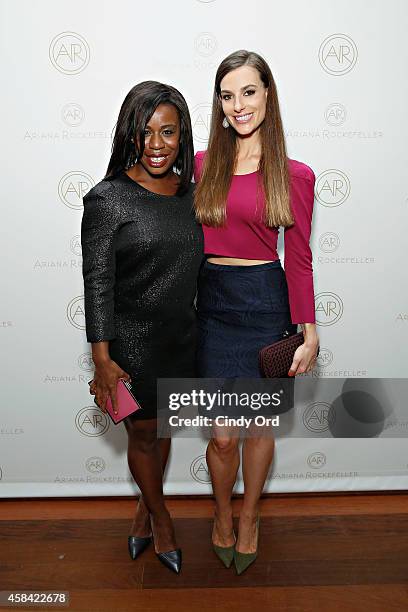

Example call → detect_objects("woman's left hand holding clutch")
288 323 320 376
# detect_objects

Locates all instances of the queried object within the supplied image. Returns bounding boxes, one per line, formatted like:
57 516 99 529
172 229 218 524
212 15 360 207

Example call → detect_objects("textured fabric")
196 260 297 378
81 170 204 419
194 151 316 324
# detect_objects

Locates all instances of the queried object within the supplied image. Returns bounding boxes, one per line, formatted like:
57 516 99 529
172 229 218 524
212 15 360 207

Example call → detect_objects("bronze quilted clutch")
259 330 305 378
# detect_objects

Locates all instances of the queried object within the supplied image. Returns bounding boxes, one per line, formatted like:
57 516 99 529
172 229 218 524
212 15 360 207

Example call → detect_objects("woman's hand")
288 323 320 376
89 358 131 415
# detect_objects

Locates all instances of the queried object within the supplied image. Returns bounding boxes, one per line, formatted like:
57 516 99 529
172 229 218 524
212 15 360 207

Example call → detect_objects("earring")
222 117 229 128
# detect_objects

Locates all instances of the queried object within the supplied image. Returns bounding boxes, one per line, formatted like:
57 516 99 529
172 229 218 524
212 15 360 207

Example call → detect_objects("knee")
209 437 238 456
126 424 157 454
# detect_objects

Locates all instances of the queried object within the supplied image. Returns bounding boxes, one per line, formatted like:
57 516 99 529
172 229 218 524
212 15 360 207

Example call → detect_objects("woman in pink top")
194 50 320 574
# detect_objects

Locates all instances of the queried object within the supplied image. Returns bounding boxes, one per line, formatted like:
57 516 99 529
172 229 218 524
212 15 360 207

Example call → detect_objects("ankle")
214 505 233 519
135 501 149 516
150 508 171 525
239 510 259 522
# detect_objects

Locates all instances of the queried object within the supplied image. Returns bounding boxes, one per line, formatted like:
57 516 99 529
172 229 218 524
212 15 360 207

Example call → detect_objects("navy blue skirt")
196 260 297 378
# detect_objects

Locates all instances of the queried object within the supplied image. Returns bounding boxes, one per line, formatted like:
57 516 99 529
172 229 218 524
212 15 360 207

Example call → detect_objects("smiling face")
219 65 268 136
136 103 180 176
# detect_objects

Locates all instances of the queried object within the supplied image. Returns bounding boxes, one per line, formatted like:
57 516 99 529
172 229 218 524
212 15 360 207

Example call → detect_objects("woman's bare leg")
206 424 240 546
237 429 275 553
124 416 176 553
129 437 171 537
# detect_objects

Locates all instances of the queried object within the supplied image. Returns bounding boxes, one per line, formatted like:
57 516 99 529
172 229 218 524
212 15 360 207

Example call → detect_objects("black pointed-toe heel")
150 515 182 574
128 534 152 560
156 548 182 574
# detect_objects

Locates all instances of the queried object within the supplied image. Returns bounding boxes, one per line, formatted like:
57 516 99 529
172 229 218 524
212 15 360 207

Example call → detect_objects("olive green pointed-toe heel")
234 515 260 575
213 542 235 568
212 521 236 568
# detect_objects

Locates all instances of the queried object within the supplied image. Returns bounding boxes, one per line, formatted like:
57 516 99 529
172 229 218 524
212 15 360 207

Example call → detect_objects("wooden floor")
0 492 407 611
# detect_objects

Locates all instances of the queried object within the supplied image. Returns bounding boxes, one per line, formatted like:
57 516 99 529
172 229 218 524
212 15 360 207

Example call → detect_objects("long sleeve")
81 189 120 342
283 167 316 324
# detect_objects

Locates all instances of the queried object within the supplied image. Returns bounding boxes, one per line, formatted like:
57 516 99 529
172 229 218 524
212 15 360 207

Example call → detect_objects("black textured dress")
81 170 204 420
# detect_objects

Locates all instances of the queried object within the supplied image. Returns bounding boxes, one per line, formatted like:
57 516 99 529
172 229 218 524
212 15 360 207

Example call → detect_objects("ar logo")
62 103 85 127
319 34 358 76
315 170 350 207
307 452 327 469
319 232 340 253
191 104 212 143
70 235 82 256
58 172 94 210
325 103 347 126
49 32 90 75
67 295 86 330
78 352 94 371
85 456 106 473
195 33 217 57
75 407 110 437
190 455 211 483
303 403 335 433
316 348 334 368
315 292 343 326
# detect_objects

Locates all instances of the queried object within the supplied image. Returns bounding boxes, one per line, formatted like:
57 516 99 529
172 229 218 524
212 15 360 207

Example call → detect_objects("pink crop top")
194 150 316 324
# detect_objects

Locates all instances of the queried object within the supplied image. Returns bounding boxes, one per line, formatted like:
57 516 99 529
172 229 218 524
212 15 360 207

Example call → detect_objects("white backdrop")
1 0 408 497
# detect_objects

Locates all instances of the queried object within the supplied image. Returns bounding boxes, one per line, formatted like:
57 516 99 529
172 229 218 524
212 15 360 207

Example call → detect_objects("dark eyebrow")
220 83 258 94
145 123 177 129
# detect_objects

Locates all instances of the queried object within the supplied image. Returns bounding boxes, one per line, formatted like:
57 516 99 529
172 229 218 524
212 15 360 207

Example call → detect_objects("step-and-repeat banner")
1 0 407 497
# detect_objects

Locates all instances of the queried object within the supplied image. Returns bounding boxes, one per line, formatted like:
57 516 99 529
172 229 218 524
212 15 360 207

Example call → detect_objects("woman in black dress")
81 81 204 574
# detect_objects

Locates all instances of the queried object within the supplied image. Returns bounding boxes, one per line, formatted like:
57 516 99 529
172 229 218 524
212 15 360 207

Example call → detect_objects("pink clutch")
89 379 142 424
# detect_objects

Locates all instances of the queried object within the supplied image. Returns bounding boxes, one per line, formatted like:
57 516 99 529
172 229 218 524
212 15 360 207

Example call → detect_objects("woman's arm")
81 189 130 412
284 166 320 375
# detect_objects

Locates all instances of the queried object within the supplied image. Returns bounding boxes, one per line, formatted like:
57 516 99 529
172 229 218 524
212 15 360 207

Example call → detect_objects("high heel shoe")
234 514 260 575
128 534 152 560
212 520 236 568
213 540 236 568
150 516 182 574
155 548 182 574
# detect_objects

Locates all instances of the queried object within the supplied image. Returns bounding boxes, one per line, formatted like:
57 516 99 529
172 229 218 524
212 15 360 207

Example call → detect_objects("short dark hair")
105 80 194 196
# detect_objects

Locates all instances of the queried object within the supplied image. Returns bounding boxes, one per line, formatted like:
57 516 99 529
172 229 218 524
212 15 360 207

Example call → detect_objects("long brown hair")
194 50 294 227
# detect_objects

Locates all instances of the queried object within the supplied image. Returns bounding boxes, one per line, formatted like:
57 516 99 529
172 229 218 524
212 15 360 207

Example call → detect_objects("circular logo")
70 235 82 256
67 295 85 330
194 32 217 57
85 456 106 473
307 452 327 469
318 34 358 76
325 103 347 126
303 402 335 433
75 407 110 437
315 170 350 207
315 292 343 326
191 104 212 143
62 102 85 127
49 32 90 75
190 455 211 483
78 352 94 371
316 348 334 368
58 172 94 210
319 232 340 253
